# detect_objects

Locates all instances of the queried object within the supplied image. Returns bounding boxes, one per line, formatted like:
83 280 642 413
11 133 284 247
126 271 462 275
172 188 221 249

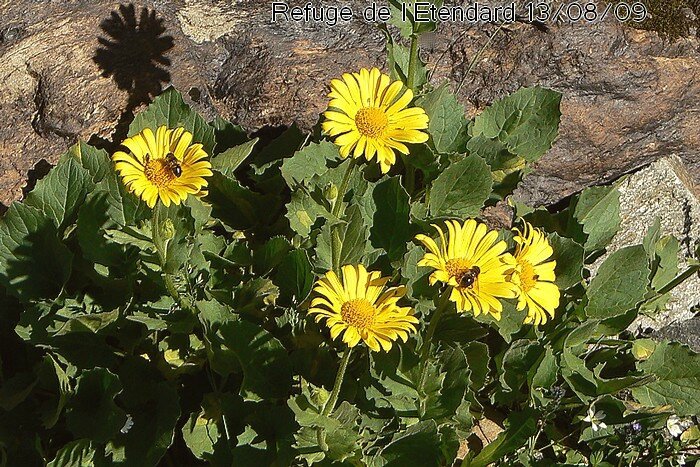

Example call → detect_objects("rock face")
1 0 700 210
591 156 700 340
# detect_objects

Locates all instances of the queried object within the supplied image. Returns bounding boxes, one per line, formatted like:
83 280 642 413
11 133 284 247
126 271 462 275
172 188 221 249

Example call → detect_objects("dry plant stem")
417 290 451 396
317 347 353 451
330 160 356 274
456 23 505 94
151 208 181 302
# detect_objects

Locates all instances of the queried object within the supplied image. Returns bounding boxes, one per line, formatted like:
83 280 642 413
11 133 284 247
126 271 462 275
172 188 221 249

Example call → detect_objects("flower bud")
311 386 331 408
324 183 338 202
161 219 176 240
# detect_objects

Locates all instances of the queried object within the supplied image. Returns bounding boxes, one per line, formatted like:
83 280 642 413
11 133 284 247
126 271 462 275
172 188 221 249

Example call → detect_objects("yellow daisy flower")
308 264 419 352
416 220 518 320
113 126 213 208
321 67 429 174
507 222 560 325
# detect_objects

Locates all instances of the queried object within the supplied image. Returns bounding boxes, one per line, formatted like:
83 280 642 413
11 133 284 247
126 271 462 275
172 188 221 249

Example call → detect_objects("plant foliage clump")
1 10 699 467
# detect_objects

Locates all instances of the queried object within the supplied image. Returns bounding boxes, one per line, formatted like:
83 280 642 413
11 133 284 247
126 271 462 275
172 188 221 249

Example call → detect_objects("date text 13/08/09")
525 1 647 23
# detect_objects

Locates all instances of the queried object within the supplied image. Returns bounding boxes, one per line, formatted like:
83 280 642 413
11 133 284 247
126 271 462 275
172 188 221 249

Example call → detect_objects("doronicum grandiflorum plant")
1 10 699 466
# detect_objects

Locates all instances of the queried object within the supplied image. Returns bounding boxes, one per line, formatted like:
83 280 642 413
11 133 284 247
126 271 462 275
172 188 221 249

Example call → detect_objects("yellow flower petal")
322 68 429 173
308 264 418 352
507 221 561 325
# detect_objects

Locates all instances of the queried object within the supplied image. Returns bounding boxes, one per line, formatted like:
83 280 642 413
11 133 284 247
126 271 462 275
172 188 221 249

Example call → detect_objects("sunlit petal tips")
308 264 419 352
321 67 429 174
416 219 518 320
507 221 561 325
113 125 213 209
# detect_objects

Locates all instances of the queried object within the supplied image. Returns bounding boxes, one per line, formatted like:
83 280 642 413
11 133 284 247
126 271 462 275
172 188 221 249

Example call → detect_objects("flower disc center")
518 260 538 292
445 258 475 285
355 107 389 138
340 298 376 329
144 158 176 187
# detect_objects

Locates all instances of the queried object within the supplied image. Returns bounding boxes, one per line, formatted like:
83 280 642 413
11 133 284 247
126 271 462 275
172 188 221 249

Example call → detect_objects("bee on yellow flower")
321 67 429 174
416 220 518 320
113 126 212 208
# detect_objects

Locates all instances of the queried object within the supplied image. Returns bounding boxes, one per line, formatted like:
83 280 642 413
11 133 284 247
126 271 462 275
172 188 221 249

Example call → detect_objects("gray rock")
653 316 700 353
593 156 700 334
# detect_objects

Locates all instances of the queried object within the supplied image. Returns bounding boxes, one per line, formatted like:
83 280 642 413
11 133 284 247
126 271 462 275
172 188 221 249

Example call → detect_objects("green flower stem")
317 346 353 451
151 208 180 302
402 155 416 198
330 160 356 274
322 346 353 417
406 34 420 91
417 289 451 396
656 264 700 296
403 34 420 197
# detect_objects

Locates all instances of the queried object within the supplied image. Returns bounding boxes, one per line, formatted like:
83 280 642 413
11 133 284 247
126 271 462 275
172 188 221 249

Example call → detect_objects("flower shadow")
92 4 173 148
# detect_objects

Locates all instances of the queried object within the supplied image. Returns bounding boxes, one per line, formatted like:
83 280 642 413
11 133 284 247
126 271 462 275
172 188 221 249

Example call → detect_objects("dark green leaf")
65 368 126 443
371 178 411 261
280 141 338 187
0 203 73 302
207 171 276 230
129 87 216 155
274 249 314 305
107 359 181 466
315 205 370 271
429 155 492 219
40 354 72 429
548 233 584 290
377 420 441 467
253 237 292 275
181 410 220 461
643 217 662 259
250 124 304 171
464 342 490 390
212 117 248 150
0 371 37 411
500 340 544 393
632 341 700 416
419 84 467 154
285 190 333 237
211 138 259 177
215 320 293 400
586 245 650 319
424 347 469 421
651 236 679 290
24 157 93 230
573 186 621 253
65 141 113 183
48 439 95 467
473 300 525 343
385 31 428 90
472 87 561 162
531 346 558 392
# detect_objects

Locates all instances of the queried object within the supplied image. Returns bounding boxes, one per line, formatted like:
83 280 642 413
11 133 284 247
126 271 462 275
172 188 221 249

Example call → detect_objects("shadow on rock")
92 4 173 149
21 159 53 199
